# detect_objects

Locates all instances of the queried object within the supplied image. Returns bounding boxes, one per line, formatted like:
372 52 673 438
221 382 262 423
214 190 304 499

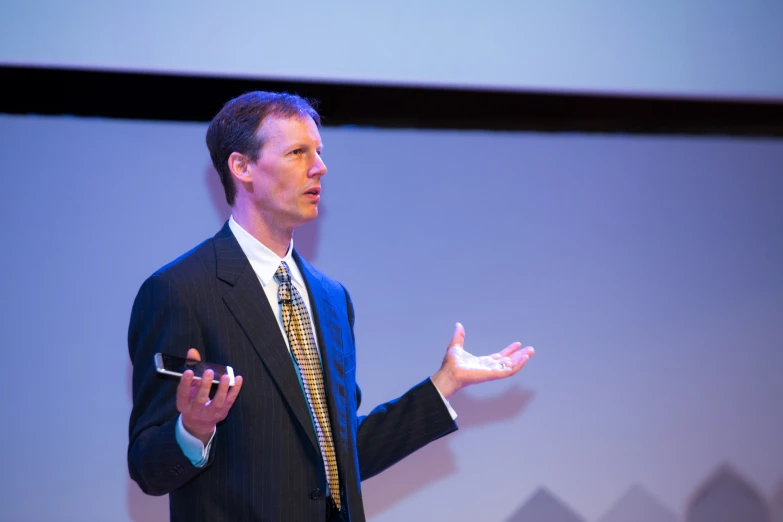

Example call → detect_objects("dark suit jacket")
127 222 458 522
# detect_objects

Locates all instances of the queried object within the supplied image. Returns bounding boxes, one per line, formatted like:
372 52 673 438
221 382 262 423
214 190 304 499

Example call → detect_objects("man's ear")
228 152 252 183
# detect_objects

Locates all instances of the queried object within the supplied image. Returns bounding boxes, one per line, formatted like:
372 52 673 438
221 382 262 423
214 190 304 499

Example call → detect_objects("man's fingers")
498 342 523 357
450 322 466 350
497 357 513 369
210 374 232 409
491 346 534 378
224 376 244 408
176 370 195 411
187 348 202 362
194 370 214 405
509 347 534 373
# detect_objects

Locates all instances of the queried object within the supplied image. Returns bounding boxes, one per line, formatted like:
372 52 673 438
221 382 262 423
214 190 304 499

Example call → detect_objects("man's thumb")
450 322 465 349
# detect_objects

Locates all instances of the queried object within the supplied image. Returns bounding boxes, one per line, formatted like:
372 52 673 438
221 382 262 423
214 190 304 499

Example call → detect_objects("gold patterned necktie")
275 261 341 509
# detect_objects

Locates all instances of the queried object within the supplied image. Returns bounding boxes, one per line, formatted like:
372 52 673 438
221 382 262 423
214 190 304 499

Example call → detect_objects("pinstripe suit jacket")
127 222 458 522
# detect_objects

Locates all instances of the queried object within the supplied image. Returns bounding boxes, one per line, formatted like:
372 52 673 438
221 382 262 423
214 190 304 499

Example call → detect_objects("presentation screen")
0 113 781 521
2 0 782 101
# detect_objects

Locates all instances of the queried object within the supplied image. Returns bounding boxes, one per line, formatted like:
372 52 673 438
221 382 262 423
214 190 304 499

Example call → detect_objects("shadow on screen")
127 479 169 522
685 464 774 522
502 463 783 522
125 363 170 522
362 386 535 518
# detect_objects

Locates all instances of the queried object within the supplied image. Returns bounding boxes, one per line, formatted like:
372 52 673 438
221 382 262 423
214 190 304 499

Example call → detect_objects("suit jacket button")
309 488 322 500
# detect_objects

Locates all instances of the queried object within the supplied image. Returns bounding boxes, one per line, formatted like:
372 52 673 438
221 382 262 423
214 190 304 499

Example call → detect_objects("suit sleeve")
341 286 459 481
127 274 216 495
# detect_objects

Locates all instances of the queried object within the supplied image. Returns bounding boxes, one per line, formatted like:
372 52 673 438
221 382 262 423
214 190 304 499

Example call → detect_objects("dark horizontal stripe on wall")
2 65 783 136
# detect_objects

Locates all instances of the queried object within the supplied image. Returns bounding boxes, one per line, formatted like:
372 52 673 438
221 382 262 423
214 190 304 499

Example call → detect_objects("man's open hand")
431 323 534 399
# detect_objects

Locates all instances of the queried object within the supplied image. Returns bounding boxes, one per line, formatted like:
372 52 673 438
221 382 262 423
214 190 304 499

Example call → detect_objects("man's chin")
293 210 319 227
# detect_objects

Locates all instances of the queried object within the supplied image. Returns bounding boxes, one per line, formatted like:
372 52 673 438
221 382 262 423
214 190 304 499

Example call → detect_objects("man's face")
246 115 326 230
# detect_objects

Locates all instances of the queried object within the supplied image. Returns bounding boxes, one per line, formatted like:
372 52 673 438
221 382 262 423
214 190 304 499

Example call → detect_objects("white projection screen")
1 0 783 100
0 113 781 522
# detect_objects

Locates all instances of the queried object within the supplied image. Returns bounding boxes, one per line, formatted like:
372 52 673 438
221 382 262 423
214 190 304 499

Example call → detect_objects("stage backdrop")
0 113 781 522
1 0 782 100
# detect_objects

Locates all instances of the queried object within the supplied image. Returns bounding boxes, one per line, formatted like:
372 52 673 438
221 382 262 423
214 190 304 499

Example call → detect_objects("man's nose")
310 154 327 177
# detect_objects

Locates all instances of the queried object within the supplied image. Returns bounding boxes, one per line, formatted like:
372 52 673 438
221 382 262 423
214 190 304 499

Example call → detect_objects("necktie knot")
275 261 292 284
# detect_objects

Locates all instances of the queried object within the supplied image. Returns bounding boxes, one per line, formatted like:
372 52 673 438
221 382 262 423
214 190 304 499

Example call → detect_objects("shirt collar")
228 216 302 287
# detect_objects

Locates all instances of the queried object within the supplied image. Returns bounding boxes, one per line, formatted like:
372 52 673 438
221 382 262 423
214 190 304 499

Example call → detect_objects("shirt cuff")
175 413 215 467
432 379 458 420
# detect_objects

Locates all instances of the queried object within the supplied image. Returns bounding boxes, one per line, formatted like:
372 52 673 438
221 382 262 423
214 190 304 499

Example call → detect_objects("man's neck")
231 207 292 259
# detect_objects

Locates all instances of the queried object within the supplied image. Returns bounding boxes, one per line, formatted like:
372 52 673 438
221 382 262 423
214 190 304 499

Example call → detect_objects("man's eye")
290 149 304 155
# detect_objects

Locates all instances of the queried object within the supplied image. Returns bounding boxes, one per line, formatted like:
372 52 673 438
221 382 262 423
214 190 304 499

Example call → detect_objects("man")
127 91 534 522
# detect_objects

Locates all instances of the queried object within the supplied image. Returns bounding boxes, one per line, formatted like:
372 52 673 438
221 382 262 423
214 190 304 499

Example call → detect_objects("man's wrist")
182 418 216 445
176 414 215 467
431 369 459 399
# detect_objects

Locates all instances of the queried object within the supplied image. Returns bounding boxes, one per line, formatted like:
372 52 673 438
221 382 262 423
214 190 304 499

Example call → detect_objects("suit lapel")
213 223 319 451
293 250 350 465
